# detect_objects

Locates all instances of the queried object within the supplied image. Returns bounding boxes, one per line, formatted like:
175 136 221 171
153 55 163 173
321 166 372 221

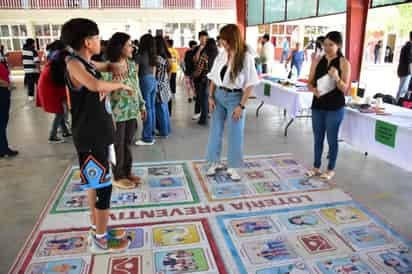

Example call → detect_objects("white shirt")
262 41 274 64
207 50 259 90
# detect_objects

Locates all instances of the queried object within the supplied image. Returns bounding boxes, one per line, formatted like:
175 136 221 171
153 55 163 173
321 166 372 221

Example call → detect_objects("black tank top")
311 55 346 111
65 55 114 151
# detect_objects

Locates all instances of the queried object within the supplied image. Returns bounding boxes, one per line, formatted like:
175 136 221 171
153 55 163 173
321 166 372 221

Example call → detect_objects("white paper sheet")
317 74 336 96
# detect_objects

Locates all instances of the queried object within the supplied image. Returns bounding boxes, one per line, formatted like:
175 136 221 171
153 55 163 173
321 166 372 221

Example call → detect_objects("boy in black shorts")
61 18 133 253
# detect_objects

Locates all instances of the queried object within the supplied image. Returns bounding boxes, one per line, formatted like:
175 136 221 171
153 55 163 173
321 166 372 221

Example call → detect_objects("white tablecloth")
341 104 412 172
253 80 314 118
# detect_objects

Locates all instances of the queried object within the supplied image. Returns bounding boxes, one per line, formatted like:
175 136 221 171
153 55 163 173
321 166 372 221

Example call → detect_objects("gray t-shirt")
135 52 155 78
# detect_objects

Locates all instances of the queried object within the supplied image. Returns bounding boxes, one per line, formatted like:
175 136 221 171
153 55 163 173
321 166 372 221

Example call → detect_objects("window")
180 23 196 48
201 23 225 40
264 0 285 24
286 0 317 20
318 0 346 15
0 24 28 51
372 0 408 7
34 24 62 50
165 23 196 48
247 0 263 26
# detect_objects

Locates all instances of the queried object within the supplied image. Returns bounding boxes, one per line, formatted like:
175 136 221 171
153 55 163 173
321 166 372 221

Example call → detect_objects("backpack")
398 91 412 109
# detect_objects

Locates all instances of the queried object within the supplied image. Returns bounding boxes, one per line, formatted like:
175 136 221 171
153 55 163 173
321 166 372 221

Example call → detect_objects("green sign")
264 83 271 97
375 120 398 148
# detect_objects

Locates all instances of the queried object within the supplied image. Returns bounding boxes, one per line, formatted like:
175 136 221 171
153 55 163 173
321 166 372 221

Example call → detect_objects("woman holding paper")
306 31 351 181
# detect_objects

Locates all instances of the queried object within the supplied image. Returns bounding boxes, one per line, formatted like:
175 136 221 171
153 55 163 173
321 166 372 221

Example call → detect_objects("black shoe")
198 120 207 126
0 149 19 158
188 98 192 103
48 137 65 144
62 132 72 138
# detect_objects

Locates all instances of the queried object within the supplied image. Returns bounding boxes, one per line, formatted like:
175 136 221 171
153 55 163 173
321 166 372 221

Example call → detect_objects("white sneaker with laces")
28 96 34 102
192 113 201 120
227 168 241 181
206 163 224 176
135 140 155 146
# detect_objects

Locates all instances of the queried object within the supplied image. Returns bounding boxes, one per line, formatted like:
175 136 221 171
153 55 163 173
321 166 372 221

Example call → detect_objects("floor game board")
8 154 412 274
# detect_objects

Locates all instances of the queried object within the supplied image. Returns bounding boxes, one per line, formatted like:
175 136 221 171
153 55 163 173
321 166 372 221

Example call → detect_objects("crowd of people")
1 15 411 255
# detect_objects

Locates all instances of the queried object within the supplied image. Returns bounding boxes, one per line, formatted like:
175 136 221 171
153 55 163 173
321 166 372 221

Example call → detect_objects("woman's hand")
308 85 320 98
232 106 243 121
141 110 147 121
328 67 340 81
208 97 216 113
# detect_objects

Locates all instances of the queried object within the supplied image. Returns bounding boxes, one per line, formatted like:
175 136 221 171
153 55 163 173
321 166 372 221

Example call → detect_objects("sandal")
305 168 321 177
320 170 335 181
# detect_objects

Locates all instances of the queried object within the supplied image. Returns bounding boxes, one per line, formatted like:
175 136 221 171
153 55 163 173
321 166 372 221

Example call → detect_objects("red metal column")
236 0 246 38
346 0 371 81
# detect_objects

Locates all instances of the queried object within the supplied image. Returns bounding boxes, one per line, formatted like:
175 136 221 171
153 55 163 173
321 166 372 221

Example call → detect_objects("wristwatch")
239 103 245 109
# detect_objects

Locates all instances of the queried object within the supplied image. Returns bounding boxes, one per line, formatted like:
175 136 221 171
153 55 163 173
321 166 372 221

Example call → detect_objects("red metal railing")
0 0 235 9
99 0 140 8
29 0 82 9
0 0 24 8
163 0 194 9
201 0 235 9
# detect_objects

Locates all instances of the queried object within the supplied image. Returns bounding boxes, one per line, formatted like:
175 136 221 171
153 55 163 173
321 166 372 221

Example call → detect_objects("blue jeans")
292 63 302 78
140 75 157 142
206 88 246 168
312 108 344 171
156 102 171 136
396 75 411 100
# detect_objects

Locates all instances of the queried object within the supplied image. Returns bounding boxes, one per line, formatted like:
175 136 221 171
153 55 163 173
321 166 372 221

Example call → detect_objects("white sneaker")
227 168 241 181
192 113 201 120
206 163 224 176
135 140 155 146
28 96 34 102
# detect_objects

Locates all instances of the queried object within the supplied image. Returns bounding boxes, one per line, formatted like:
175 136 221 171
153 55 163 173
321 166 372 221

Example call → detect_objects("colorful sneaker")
90 234 130 254
89 226 127 240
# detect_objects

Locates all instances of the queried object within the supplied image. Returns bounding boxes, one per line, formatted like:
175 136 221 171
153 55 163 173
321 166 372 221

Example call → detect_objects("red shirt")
36 63 66 114
0 62 9 84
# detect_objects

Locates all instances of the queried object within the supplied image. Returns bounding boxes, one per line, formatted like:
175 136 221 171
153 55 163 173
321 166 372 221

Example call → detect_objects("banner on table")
375 120 398 148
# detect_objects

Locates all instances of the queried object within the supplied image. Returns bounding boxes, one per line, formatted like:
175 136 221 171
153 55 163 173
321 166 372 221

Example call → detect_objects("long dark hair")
325 31 343 57
49 41 69 87
204 38 218 68
155 36 171 59
315 36 325 52
106 32 130 62
138 34 157 66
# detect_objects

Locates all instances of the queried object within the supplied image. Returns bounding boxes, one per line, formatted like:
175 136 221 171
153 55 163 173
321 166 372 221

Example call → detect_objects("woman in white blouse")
206 24 259 181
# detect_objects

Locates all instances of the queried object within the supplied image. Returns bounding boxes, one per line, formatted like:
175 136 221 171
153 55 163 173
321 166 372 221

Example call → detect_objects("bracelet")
238 103 245 109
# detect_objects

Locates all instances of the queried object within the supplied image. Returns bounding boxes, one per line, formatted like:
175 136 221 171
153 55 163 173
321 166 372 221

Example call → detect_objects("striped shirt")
22 46 40 74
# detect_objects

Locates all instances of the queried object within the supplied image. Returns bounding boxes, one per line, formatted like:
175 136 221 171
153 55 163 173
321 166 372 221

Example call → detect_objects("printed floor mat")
9 154 412 274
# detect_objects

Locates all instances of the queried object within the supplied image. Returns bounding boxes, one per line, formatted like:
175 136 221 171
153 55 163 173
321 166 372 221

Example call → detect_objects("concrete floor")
1 79 411 272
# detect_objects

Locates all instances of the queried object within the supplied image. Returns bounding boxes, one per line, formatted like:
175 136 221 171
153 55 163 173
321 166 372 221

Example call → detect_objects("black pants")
194 81 201 115
168 73 176 116
198 80 209 123
113 119 137 180
0 88 11 154
25 73 39 97
77 146 112 210
261 64 268 74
